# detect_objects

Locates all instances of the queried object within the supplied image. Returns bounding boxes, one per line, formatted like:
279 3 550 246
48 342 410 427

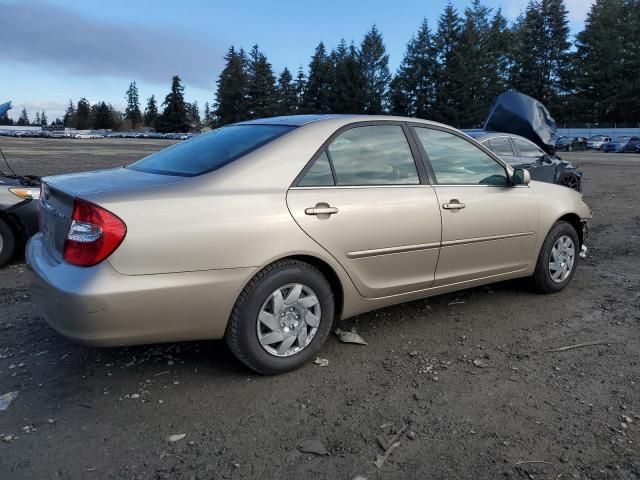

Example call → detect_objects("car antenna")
0 147 19 177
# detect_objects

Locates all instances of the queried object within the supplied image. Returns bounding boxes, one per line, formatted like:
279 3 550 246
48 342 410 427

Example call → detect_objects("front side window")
513 138 544 158
414 127 509 186
130 124 294 176
325 125 420 186
484 137 514 157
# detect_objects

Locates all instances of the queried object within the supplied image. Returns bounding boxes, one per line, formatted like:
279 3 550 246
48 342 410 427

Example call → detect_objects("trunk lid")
39 167 186 259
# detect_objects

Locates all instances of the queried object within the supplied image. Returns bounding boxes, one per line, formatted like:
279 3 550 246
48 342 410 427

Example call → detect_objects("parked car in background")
586 135 611 150
72 133 104 139
635 143 640 154
555 136 587 152
27 115 591 374
465 131 583 191
602 136 640 153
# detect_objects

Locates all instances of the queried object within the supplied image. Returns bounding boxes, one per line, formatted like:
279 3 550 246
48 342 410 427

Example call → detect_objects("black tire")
0 218 16 267
531 221 580 294
225 259 335 375
558 172 581 191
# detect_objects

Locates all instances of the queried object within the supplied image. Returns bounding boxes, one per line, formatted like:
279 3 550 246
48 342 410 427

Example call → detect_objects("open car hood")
484 91 558 155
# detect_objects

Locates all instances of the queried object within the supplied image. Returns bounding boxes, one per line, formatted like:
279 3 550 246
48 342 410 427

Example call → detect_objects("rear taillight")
63 198 127 267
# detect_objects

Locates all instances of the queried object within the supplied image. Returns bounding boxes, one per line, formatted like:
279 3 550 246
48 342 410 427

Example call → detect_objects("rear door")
287 122 442 298
410 125 539 286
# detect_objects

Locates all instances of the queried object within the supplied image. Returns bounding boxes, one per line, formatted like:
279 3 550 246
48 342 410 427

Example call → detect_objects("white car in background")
72 133 104 139
586 135 611 150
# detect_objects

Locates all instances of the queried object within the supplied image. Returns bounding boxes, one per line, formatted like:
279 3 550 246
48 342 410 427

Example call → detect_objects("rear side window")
513 137 544 157
485 137 514 157
327 125 419 185
129 125 294 176
299 151 334 187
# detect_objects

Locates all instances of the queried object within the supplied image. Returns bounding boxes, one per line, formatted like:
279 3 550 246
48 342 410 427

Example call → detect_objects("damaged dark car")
0 157 40 266
464 91 583 192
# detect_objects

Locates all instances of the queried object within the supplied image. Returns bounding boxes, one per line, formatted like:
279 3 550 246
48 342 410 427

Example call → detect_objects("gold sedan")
27 115 590 374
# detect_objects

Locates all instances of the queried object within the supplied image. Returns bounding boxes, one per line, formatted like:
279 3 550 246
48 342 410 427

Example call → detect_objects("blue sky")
0 0 593 121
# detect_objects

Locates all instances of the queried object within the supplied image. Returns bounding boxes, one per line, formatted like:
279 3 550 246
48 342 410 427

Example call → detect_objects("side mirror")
513 168 530 186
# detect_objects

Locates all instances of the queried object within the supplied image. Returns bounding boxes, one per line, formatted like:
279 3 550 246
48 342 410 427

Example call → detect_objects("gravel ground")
0 138 639 480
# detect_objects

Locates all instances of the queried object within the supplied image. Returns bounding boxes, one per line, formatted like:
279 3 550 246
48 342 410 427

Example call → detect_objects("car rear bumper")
26 233 254 346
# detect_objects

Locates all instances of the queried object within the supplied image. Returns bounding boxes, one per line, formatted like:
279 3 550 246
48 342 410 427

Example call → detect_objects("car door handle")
305 206 339 216
443 201 465 210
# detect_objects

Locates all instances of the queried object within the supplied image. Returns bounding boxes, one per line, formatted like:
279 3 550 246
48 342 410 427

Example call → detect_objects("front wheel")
531 221 580 294
225 259 335 375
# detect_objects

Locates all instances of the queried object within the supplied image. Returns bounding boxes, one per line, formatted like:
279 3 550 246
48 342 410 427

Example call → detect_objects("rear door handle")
305 206 339 216
443 200 465 210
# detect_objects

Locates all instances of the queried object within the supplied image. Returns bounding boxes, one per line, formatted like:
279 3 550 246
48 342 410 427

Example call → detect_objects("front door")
411 126 539 286
287 123 442 298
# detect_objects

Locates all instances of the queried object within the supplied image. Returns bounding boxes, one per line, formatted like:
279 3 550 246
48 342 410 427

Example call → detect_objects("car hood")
43 167 188 197
484 91 557 155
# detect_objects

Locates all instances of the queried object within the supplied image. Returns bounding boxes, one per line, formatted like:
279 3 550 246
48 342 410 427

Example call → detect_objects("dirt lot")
0 138 639 480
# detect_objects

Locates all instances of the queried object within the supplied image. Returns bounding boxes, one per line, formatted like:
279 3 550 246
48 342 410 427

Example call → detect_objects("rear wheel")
225 259 335 375
0 218 16 267
531 221 579 294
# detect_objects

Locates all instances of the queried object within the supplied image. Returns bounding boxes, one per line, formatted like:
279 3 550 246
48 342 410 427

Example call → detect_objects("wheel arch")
283 254 344 319
555 213 584 247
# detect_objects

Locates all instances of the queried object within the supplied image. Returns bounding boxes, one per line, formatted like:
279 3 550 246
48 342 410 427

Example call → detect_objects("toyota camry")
27 115 591 374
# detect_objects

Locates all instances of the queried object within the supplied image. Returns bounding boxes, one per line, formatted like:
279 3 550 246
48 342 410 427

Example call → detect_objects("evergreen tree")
485 8 512 102
432 3 464 123
389 19 438 118
510 0 571 107
92 102 115 129
33 111 41 126
40 111 48 126
294 68 307 108
570 0 640 124
157 75 190 132
63 100 76 128
246 45 277 118
16 108 29 126
215 46 249 125
276 67 298 115
125 81 143 129
203 101 214 126
360 25 391 114
144 95 158 127
0 112 13 125
453 0 494 126
76 98 91 129
187 101 201 124
329 40 366 113
301 42 332 113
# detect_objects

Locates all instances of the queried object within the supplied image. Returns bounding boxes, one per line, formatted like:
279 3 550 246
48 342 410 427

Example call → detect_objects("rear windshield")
129 124 295 176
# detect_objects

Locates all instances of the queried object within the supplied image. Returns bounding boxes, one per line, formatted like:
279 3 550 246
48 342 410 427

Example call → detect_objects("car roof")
463 130 523 142
233 114 453 129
